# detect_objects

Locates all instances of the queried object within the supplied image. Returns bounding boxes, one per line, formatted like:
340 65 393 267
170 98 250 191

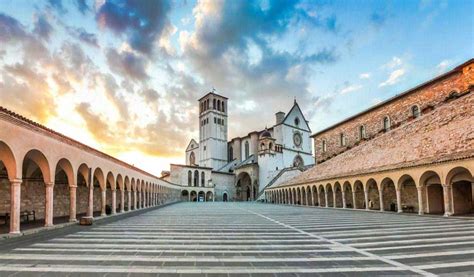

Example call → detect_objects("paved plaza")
0 203 473 276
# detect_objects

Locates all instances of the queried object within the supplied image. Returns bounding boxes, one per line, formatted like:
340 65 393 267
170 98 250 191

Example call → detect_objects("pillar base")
69 219 77 223
9 231 21 235
397 210 403 213
44 224 54 228
100 213 106 217
444 212 452 217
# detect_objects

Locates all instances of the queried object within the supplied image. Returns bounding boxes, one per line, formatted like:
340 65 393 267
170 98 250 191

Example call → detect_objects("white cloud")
382 56 402 69
436 59 451 73
340 84 362 94
359 73 371 79
379 69 405 87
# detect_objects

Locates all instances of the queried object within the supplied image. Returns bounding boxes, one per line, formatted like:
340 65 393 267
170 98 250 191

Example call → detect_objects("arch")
22 149 51 183
236 172 252 201
213 98 216 109
326 184 333 207
0 141 17 180
334 182 343 208
223 192 228 202
306 186 311 206
381 177 397 212
190 191 197 202
358 125 366 140
343 181 353 208
221 101 225 112
353 181 364 209
54 158 74 223
295 187 301 205
366 178 380 210
383 116 391 131
76 163 90 218
318 185 326 207
311 185 318 206
411 105 421 118
446 167 473 215
181 190 189 201
206 191 213 201
188 170 192 186
300 187 306 205
293 155 304 168
244 141 250 159
398 174 419 213
193 170 199 187
93 168 105 191
198 191 205 202
419 171 443 214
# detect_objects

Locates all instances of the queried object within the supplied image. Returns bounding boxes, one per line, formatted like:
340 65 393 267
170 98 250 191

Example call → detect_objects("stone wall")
313 60 473 164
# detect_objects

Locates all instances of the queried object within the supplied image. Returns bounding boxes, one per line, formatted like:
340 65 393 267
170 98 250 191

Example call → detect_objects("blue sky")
0 0 472 175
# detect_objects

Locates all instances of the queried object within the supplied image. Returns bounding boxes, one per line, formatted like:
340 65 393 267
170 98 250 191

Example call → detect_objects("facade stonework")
266 59 474 217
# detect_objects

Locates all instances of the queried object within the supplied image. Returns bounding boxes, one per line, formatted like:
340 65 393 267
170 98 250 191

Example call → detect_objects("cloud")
96 0 172 56
33 14 53 40
382 56 402 69
436 59 451 73
359 73 371 79
67 26 99 47
340 84 362 94
379 68 405 87
75 0 90 15
105 48 149 81
47 0 66 13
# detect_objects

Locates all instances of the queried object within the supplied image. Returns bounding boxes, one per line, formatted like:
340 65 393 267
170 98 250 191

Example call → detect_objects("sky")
0 0 472 176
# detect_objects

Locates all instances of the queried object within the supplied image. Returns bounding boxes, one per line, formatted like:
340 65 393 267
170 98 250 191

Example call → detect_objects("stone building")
170 92 314 202
265 58 474 216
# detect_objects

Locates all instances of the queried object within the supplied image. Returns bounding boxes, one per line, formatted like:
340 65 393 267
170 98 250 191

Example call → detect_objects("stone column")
379 188 384 211
101 190 106 216
342 190 346 209
128 191 132 211
10 179 22 234
417 186 424 215
138 191 142 209
352 190 356 209
133 190 138 210
325 190 329 208
87 182 94 217
188 193 190 202
364 189 369 210
111 189 116 214
69 186 77 222
45 182 54 227
333 190 336 208
396 188 402 213
120 189 125 213
443 184 453 217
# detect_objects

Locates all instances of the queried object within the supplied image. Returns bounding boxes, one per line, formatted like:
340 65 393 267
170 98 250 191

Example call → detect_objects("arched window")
322 140 327 153
206 99 209 110
189 151 195 165
269 142 273 150
294 117 300 126
217 100 221 111
383 116 391 131
193 170 199 187
260 142 265 150
245 141 250 159
293 155 304 168
411 105 420 118
221 102 225 112
359 125 366 140
188 171 192 186
213 99 216 109
340 133 346 146
201 172 205 187
228 146 233 161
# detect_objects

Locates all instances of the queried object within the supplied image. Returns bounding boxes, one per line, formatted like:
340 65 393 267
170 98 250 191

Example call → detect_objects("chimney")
276 112 285 124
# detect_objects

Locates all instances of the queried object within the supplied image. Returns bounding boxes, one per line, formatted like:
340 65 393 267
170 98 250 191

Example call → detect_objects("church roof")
198 91 228 101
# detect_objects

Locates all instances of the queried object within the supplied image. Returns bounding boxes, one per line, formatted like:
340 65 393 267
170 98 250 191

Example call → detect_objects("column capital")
45 182 54 187
10 179 22 185
69 185 78 189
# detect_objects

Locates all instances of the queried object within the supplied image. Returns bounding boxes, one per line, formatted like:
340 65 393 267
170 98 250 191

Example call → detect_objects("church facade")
166 92 314 202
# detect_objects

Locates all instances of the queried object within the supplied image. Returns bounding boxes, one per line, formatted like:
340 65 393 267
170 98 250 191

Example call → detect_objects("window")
188 171 192 186
193 170 199 187
322 140 327 153
201 172 205 187
245 141 250 159
358 125 366 140
294 117 300 126
293 155 304 168
260 142 265 150
383 116 391 131
213 99 216 109
269 142 273 150
340 133 346 146
217 100 221 111
411 105 420 118
228 146 233 161
214 117 216 124
222 102 225 112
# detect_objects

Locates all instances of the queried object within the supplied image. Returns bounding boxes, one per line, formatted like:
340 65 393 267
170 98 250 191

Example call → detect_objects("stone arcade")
265 59 474 217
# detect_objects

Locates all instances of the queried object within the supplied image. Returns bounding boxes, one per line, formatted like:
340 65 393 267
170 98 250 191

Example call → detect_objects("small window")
358 125 366 140
217 100 221 111
322 140 327 153
213 99 216 109
187 171 192 186
383 116 391 131
245 141 250 159
294 117 300 126
340 133 346 146
269 142 273 150
214 117 216 124
411 105 420 118
260 143 265 150
222 102 225 112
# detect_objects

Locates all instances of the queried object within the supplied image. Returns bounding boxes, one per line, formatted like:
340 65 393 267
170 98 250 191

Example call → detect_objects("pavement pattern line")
240 205 436 277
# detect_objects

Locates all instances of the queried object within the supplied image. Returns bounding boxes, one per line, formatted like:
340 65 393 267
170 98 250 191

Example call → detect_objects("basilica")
163 92 314 202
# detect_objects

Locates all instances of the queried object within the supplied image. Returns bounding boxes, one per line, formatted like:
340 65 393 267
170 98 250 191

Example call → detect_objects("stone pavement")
0 202 473 276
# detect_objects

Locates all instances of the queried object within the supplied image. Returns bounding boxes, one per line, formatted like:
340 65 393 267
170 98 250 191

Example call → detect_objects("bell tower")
198 91 228 170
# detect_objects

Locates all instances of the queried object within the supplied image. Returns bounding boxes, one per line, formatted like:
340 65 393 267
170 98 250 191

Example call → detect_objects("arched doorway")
334 183 343 208
326 184 333 207
353 181 364 209
223 192 228 202
398 175 419 213
343 182 353 208
420 171 444 214
53 159 73 224
190 191 197 202
181 190 189 202
381 178 397 212
236 172 253 201
198 191 205 202
366 179 380 210
447 167 473 215
206 191 213 201
312 185 318 206
319 185 326 207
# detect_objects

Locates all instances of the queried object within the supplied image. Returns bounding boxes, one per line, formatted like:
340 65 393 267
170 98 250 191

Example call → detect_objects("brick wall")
313 60 474 164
